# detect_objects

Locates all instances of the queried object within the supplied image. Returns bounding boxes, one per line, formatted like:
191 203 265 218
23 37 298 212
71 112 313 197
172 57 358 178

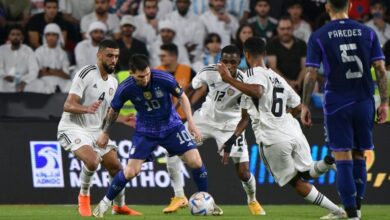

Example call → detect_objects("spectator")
248 0 278 42
59 0 95 24
286 0 311 43
31 0 46 15
74 21 106 71
301 0 325 26
116 15 149 71
200 0 239 47
365 0 390 47
138 0 174 19
154 43 196 121
226 0 250 23
0 25 39 92
234 23 254 71
164 0 206 63
149 20 190 68
26 0 70 49
25 23 71 94
80 0 120 40
113 0 142 17
192 33 221 72
189 0 208 15
132 0 158 45
266 16 306 93
0 0 30 27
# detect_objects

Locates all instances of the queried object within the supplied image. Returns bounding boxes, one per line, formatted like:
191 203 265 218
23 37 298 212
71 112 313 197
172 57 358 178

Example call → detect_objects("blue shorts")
324 98 375 152
129 124 196 160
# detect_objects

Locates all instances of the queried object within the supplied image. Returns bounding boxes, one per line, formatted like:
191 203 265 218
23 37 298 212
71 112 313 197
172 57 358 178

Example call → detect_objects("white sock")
241 174 256 203
309 160 330 178
167 155 185 197
79 165 94 196
103 196 112 204
304 186 340 213
109 175 125 207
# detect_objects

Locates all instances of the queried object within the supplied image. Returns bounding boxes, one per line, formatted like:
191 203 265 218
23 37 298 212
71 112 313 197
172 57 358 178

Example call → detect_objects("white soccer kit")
190 64 249 163
57 65 118 157
241 67 313 186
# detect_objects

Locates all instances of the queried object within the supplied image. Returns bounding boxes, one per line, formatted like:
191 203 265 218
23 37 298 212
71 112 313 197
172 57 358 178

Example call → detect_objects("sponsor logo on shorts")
29 141 64 188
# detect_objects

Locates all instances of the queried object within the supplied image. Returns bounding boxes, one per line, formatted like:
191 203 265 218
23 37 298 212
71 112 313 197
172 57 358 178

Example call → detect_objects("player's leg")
58 130 100 217
93 133 156 217
288 177 345 219
351 98 375 219
100 149 142 216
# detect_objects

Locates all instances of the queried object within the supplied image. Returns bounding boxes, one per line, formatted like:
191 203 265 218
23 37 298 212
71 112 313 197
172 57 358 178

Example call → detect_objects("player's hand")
217 62 232 82
219 145 230 165
16 81 26 92
86 100 102 114
96 132 109 148
4 75 14 82
300 104 312 127
376 103 389 124
188 122 203 145
120 114 136 128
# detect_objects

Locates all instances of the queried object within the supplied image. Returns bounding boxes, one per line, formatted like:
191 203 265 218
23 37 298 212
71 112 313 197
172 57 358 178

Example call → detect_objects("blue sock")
192 164 208 192
106 170 128 201
353 159 366 210
336 160 357 217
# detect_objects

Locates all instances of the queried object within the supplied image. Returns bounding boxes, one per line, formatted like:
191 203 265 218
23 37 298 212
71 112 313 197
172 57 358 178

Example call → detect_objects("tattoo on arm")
373 60 389 104
101 107 119 133
302 67 318 106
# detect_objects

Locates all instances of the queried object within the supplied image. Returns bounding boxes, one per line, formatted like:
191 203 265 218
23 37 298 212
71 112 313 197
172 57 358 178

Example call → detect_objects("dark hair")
160 43 178 57
204 33 221 46
328 0 348 12
143 0 157 7
243 37 266 57
221 45 241 56
7 24 23 36
44 0 58 6
98 39 119 51
255 0 270 5
129 54 149 72
277 14 293 27
286 0 302 8
235 23 254 52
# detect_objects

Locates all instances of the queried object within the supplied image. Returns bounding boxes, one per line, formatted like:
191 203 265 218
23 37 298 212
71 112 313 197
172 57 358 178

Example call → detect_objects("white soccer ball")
188 192 215 216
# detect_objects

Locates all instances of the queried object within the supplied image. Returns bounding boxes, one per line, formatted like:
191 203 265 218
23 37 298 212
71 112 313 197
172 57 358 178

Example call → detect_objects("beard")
10 40 21 48
102 63 115 73
146 14 156 20
178 8 188 16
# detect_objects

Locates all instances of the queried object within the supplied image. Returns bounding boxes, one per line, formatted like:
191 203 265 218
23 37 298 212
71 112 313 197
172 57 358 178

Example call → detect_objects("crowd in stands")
0 0 390 97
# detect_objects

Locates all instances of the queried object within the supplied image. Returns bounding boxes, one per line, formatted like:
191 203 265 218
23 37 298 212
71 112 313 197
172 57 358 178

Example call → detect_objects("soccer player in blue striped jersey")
92 54 215 217
301 1 389 219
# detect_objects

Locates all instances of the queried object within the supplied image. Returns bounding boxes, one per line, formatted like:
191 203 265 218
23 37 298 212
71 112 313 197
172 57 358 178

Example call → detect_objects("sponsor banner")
0 120 389 204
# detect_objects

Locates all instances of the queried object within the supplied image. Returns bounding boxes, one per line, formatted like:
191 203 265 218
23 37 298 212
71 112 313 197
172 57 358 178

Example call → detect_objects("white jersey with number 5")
240 67 302 145
58 65 118 132
192 64 246 130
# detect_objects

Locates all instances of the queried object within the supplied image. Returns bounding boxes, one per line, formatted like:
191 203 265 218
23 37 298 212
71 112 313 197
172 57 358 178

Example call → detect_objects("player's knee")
108 167 121 177
84 158 100 171
352 150 365 160
237 168 251 182
123 166 140 180
187 157 203 169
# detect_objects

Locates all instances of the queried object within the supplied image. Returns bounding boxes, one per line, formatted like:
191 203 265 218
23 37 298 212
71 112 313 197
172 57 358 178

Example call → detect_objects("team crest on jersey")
109 88 114 96
74 138 81 144
155 87 164 98
143 91 152 100
227 88 235 96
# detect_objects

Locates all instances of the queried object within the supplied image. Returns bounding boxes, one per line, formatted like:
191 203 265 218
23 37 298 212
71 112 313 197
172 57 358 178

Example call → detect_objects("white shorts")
57 129 117 159
186 111 249 164
259 135 313 187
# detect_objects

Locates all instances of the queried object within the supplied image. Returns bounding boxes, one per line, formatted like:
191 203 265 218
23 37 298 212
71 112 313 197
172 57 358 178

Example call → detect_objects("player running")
218 36 346 219
57 40 140 216
163 45 265 215
92 54 221 217
301 0 388 219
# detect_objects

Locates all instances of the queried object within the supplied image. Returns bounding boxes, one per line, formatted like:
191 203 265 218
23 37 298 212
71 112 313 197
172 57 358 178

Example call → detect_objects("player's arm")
217 62 263 98
63 93 101 114
300 67 318 127
179 92 202 142
96 107 120 148
189 84 208 106
220 108 250 165
372 60 389 123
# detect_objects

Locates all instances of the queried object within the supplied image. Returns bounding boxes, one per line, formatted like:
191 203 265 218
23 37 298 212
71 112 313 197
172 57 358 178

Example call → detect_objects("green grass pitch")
0 205 389 220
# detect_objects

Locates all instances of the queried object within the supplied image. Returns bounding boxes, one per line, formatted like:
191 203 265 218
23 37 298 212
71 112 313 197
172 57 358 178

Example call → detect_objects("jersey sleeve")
369 30 385 63
191 70 207 89
245 68 268 91
69 72 87 98
239 94 251 110
305 34 322 68
164 73 184 98
285 81 301 108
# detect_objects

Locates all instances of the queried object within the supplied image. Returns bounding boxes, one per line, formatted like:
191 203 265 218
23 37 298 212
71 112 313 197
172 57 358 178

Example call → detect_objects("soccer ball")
188 192 215 216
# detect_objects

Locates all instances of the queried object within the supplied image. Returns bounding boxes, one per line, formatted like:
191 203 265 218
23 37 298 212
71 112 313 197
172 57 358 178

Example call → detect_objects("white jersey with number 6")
240 67 302 145
58 64 118 132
